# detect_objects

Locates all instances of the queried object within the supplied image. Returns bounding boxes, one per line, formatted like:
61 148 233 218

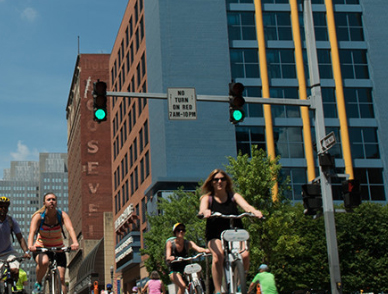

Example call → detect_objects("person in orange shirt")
28 192 79 294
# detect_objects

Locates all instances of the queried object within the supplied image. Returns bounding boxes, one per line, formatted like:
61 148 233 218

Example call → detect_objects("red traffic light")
342 179 361 210
229 82 245 107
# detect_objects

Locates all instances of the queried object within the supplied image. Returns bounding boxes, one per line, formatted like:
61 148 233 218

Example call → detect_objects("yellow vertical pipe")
254 0 279 201
289 0 316 182
325 0 354 179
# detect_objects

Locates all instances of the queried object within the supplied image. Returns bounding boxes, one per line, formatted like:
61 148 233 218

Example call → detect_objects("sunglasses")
212 177 226 183
176 228 186 233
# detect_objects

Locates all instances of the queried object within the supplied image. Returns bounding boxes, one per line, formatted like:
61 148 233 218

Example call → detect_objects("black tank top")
205 192 243 241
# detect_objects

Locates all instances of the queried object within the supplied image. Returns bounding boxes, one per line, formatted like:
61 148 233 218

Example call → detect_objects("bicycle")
199 212 255 294
0 256 27 294
33 247 72 294
170 253 210 294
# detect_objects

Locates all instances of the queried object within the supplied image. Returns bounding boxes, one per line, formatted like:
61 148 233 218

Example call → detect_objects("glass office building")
226 0 386 202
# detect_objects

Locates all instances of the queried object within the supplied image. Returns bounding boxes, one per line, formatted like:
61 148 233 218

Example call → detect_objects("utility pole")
303 0 342 293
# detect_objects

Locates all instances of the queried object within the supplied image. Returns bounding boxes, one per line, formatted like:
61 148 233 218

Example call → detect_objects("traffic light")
302 183 322 216
93 81 108 123
342 179 361 210
229 82 245 124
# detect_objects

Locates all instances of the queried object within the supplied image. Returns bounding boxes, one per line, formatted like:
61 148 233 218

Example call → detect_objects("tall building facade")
106 0 387 290
0 153 68 294
66 54 114 294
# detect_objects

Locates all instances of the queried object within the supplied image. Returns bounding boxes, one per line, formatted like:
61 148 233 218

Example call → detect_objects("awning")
75 238 105 293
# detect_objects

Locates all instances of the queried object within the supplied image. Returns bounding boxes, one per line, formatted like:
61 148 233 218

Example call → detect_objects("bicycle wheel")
52 269 62 294
43 275 51 294
194 284 203 294
6 281 13 294
232 260 246 294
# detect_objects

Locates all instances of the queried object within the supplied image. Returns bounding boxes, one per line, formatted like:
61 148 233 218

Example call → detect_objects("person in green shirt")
15 268 28 293
248 264 278 294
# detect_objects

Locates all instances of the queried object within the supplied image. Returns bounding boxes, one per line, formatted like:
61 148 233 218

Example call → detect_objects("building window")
335 12 364 42
226 0 254 3
340 49 369 79
267 49 296 79
263 12 292 41
317 49 333 79
228 12 256 41
125 180 129 202
230 48 260 79
144 120 149 146
140 158 145 183
313 12 328 41
244 87 263 118
139 129 144 153
145 151 150 177
349 127 380 159
122 185 126 206
354 168 385 201
270 87 300 118
273 127 304 158
141 197 146 224
280 167 307 201
236 126 266 156
322 88 338 118
135 167 139 191
344 88 374 119
134 138 138 161
332 0 359 5
261 0 288 3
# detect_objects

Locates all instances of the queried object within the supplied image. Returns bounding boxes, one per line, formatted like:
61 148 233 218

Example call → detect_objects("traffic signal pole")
304 0 342 293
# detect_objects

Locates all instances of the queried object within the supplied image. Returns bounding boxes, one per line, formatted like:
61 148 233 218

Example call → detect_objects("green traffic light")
232 109 244 121
95 109 107 120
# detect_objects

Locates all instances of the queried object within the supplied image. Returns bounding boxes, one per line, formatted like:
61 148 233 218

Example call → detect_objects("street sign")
321 131 336 151
168 88 197 120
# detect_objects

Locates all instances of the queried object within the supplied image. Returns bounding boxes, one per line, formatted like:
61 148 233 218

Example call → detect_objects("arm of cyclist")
161 282 166 294
141 281 149 293
233 192 263 218
189 241 210 254
15 232 31 259
165 239 175 262
198 194 212 218
27 213 41 252
62 210 79 250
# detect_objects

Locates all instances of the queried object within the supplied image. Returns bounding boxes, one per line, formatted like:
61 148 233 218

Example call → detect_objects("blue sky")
0 0 128 178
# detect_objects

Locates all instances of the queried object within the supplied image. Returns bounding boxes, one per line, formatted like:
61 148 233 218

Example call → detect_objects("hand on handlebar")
167 256 175 262
250 209 263 219
71 243 80 251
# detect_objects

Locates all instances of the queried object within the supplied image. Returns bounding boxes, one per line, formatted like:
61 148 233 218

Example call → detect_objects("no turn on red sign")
168 88 197 120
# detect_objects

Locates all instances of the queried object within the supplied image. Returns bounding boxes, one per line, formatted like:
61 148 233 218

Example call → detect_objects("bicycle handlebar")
170 252 211 263
34 247 73 253
197 212 263 219
0 256 28 264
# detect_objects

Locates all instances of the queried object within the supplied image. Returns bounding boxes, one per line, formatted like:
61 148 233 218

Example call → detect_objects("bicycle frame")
171 253 209 294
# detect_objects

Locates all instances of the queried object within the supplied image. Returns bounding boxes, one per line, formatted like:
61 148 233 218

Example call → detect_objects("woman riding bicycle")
198 169 263 294
165 223 209 294
28 192 79 294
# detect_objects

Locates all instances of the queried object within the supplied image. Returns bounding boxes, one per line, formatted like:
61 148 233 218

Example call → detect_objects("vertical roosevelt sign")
168 88 197 120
